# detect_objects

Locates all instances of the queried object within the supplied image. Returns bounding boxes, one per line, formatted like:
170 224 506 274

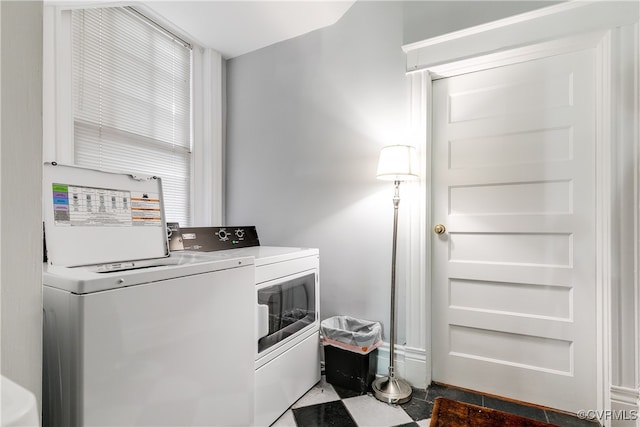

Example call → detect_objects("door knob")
433 224 446 235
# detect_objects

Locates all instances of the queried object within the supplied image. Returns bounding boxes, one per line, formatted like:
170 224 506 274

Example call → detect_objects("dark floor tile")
401 397 434 421
330 383 369 399
483 396 548 423
546 410 601 427
391 423 419 427
410 388 428 401
292 401 358 427
426 383 483 406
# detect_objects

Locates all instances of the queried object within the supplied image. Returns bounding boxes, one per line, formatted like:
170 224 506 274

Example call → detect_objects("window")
72 7 192 225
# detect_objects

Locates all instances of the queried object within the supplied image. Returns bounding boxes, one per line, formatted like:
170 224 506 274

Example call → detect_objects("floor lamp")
372 144 418 405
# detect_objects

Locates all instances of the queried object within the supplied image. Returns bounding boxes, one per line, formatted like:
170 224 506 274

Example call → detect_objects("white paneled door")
431 48 597 413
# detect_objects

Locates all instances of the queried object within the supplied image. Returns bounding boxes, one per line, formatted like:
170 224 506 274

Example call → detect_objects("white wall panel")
450 279 572 320
450 181 572 215
449 73 572 123
449 127 572 169
450 325 572 374
450 233 573 267
0 0 44 416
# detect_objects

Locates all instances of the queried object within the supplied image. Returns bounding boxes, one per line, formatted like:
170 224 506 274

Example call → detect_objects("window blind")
72 7 192 226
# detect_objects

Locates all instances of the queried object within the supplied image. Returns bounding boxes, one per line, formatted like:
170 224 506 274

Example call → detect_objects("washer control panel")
170 225 260 252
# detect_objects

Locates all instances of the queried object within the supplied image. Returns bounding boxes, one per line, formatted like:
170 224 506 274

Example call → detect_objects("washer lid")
43 252 255 294
43 162 169 267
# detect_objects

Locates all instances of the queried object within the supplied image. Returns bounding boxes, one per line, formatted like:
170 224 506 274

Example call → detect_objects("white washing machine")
42 164 256 426
175 227 321 426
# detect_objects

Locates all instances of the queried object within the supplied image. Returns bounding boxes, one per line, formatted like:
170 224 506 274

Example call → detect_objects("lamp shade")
376 145 419 181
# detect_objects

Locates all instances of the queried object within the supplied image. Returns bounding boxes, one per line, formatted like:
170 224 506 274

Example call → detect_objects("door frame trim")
403 0 639 74
402 1 639 420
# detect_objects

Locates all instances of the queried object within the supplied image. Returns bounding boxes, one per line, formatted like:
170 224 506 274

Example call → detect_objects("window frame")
43 4 224 227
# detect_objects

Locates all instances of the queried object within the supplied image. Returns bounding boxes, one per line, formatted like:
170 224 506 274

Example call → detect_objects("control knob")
217 229 229 241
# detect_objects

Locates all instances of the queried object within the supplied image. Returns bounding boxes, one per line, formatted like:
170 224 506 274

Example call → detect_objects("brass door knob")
434 224 446 235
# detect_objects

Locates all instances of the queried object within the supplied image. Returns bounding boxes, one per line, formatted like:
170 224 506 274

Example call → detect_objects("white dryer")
176 227 321 426
42 164 256 426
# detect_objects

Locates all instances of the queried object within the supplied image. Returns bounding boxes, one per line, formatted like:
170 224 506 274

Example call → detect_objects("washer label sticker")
52 184 162 227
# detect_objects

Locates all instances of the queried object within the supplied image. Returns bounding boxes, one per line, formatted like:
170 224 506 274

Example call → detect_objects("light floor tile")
271 409 297 427
417 418 431 427
342 395 414 427
291 377 341 409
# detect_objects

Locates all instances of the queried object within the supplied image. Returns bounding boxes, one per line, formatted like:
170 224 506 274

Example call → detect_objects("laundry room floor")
271 376 601 427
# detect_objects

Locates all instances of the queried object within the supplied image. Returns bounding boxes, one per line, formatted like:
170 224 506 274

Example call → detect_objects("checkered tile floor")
271 377 600 427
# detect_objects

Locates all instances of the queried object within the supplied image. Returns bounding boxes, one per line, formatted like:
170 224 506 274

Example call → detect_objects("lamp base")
372 375 412 405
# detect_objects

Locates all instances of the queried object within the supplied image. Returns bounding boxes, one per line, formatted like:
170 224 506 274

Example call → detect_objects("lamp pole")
372 179 413 404
389 180 400 380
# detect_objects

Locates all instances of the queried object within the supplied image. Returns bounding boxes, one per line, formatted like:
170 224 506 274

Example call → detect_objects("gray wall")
226 1 554 341
0 0 44 414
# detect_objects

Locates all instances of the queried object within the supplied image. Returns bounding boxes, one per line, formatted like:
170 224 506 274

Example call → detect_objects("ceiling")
135 1 356 58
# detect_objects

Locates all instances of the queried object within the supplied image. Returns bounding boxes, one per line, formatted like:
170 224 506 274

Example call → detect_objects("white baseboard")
611 385 639 407
375 343 428 389
609 386 639 427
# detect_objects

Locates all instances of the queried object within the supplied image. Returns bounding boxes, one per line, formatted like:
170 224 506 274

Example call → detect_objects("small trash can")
320 316 383 393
